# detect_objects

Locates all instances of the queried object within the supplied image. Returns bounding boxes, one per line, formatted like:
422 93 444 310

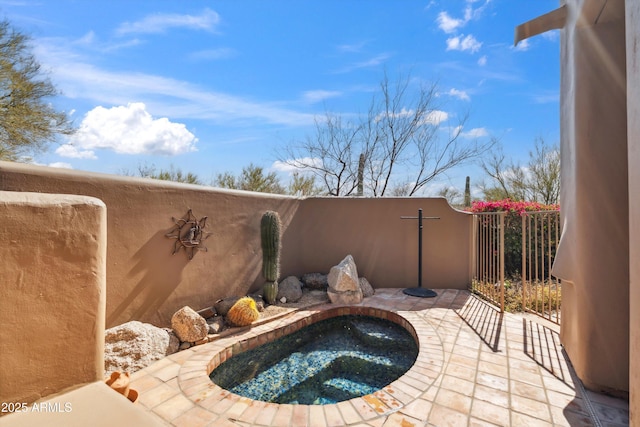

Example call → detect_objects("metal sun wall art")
165 209 212 260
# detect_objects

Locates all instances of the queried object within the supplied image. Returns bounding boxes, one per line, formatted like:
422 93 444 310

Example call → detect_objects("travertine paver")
129 289 629 426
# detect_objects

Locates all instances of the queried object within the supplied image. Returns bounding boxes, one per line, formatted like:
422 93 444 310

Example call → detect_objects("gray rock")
359 277 375 297
197 306 216 319
163 328 181 353
327 255 363 304
214 297 239 317
171 306 208 343
277 276 303 303
179 342 192 350
301 273 329 290
207 317 226 334
104 321 179 376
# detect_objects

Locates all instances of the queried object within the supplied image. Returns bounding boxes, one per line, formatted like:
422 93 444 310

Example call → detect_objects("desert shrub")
472 279 562 314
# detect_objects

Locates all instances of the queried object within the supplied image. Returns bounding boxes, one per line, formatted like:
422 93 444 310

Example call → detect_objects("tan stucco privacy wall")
0 161 473 331
0 191 107 406
626 0 639 422
552 0 629 394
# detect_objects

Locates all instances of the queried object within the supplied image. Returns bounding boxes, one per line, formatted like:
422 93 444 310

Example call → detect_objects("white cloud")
272 158 323 173
542 30 560 42
513 39 530 52
461 127 489 138
334 53 392 73
58 103 197 158
376 107 415 122
116 8 220 35
436 1 492 34
448 88 470 101
446 34 482 53
477 55 488 66
55 144 97 159
424 110 449 125
302 90 342 103
48 162 73 169
375 108 448 125
32 39 315 127
437 11 465 34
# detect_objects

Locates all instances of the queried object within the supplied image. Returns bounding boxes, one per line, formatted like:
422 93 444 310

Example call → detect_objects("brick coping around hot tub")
175 304 444 426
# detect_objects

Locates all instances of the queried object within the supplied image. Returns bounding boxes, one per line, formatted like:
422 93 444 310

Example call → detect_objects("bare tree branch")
278 72 492 196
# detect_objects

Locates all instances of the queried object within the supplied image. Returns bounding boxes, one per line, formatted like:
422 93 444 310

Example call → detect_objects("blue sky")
4 0 560 195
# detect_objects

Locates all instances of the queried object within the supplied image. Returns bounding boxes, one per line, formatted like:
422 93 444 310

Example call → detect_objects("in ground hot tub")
210 314 418 404
177 304 445 425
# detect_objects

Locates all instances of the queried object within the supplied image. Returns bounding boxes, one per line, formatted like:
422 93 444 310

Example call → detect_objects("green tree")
0 20 74 161
214 163 285 194
287 172 323 196
126 163 202 184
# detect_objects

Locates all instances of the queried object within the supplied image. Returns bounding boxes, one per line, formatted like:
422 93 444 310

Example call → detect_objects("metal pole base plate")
403 288 438 298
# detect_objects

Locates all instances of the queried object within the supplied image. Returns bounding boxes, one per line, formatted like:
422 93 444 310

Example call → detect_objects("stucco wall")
0 161 473 329
282 197 472 289
626 0 639 421
553 0 629 394
0 191 107 405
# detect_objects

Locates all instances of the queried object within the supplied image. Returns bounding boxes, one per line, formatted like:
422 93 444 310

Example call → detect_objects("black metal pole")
418 208 423 289
402 208 437 298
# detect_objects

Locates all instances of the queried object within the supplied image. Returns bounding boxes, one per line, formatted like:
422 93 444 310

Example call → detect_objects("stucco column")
626 0 640 421
0 192 107 405
553 0 629 394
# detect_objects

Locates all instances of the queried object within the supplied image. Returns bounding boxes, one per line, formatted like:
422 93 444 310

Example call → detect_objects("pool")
210 315 418 404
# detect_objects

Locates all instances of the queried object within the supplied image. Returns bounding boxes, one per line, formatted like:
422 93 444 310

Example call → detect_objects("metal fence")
521 211 562 324
471 210 562 324
471 212 505 312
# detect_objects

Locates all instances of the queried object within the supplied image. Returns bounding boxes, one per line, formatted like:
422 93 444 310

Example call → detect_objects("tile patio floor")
129 289 629 426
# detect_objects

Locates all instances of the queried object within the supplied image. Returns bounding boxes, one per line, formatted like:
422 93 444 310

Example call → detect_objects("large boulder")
277 276 303 303
171 306 208 342
327 255 363 304
104 321 179 375
301 273 329 290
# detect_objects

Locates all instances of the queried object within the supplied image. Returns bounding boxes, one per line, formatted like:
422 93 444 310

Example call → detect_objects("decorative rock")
179 342 192 350
207 317 225 334
327 288 363 305
197 306 216 319
104 321 179 376
277 276 303 303
163 328 180 350
301 273 329 290
171 306 208 343
215 297 240 317
359 277 375 297
327 255 363 304
280 297 287 303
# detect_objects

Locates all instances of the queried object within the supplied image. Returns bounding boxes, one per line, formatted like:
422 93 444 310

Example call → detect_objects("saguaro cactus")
464 176 471 208
261 211 281 304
